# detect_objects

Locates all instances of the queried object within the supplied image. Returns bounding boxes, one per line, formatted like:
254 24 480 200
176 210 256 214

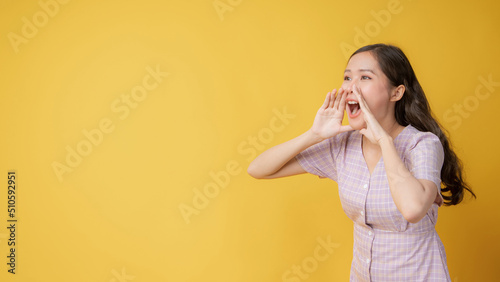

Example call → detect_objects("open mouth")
347 100 361 118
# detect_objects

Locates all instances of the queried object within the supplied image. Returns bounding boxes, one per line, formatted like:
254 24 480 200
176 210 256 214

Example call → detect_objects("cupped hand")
310 88 354 140
351 85 390 144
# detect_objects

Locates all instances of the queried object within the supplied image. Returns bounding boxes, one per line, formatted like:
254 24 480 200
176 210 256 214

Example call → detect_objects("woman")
247 44 475 281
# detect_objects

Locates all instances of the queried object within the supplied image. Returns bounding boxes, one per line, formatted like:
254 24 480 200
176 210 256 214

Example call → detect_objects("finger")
351 84 364 104
339 124 354 133
338 88 347 111
352 85 371 113
328 89 337 108
321 91 331 110
333 88 342 109
351 86 374 126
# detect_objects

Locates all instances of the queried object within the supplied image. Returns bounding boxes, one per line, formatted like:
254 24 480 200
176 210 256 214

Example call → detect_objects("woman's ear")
390 85 405 102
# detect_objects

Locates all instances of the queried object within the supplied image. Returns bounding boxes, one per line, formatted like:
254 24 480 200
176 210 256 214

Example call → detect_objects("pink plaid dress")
295 125 451 281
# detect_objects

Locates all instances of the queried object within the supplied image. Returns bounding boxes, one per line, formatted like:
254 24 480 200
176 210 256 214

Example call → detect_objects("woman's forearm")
247 129 324 178
379 136 437 223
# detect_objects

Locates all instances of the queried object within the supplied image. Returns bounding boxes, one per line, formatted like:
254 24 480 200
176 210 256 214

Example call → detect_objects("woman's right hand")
310 88 353 141
248 88 352 179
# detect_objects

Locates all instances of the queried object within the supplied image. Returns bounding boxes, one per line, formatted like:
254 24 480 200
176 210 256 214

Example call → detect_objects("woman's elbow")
401 207 427 224
404 213 425 224
247 164 264 179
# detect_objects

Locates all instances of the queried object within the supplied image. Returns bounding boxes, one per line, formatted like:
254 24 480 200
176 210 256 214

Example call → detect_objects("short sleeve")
294 136 338 181
407 132 445 205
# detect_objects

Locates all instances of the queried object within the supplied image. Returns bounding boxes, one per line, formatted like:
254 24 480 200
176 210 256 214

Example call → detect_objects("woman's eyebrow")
359 69 375 74
344 69 376 74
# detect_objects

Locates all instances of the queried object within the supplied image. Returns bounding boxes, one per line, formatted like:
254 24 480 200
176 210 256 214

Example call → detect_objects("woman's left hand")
352 85 390 145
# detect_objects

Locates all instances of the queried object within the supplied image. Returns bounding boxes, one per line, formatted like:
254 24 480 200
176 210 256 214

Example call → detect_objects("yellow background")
1 0 499 281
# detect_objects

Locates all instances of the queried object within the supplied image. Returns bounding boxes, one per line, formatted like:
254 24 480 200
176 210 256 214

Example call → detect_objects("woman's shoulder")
398 125 440 144
396 125 443 155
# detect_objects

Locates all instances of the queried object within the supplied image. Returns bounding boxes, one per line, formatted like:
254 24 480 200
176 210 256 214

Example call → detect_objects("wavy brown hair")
351 44 475 205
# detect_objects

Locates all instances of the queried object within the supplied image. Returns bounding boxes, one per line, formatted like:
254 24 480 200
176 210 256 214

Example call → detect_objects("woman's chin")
346 118 366 131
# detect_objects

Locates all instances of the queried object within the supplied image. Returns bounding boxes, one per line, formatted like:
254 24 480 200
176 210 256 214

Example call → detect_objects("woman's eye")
344 76 351 81
361 76 371 80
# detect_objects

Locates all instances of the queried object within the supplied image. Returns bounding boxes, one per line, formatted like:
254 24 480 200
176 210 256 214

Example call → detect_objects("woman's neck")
384 119 405 140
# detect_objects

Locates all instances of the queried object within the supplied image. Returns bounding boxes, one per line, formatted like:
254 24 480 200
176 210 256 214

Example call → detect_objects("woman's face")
341 51 397 130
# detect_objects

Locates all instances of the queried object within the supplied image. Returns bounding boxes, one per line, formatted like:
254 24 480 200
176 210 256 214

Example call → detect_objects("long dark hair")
350 44 475 205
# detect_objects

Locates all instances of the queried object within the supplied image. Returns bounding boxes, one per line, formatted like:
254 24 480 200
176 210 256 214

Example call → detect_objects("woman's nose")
344 83 358 94
344 81 356 92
